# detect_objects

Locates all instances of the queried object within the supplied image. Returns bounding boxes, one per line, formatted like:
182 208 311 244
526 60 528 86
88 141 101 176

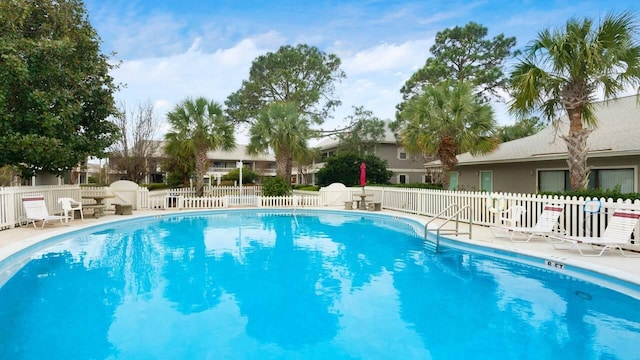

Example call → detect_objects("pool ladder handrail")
425 204 473 253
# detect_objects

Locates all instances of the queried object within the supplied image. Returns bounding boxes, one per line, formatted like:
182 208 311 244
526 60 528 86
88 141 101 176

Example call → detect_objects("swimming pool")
0 210 639 359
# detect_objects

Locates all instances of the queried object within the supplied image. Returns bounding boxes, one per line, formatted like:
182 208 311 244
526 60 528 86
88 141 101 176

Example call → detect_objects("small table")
82 195 115 218
354 193 374 210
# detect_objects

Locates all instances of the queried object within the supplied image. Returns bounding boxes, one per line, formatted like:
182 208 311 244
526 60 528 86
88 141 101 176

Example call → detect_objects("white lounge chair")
58 197 84 223
550 209 640 257
490 204 564 242
22 195 66 229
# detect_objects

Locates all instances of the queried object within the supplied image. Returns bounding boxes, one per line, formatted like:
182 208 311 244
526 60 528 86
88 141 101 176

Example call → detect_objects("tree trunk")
194 145 208 197
285 156 293 184
562 100 591 190
275 150 290 182
561 129 592 190
437 136 458 190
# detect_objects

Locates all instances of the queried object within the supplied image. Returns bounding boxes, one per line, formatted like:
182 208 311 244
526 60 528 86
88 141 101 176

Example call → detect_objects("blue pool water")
0 210 639 359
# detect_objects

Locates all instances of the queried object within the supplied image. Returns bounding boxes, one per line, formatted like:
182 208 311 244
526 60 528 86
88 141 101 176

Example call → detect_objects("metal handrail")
425 204 473 253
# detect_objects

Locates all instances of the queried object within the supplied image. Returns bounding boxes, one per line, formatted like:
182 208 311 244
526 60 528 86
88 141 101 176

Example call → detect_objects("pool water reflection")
0 210 638 359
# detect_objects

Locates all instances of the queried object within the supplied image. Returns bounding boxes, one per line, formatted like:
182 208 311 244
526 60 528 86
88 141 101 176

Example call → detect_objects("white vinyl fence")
147 186 640 239
164 186 262 198
146 190 320 210
0 185 81 230
1 184 639 241
367 187 640 239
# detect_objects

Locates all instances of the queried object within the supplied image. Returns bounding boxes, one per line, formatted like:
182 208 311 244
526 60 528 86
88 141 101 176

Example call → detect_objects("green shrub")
539 186 640 201
166 172 186 188
296 185 320 191
262 176 291 196
222 167 259 184
316 153 392 186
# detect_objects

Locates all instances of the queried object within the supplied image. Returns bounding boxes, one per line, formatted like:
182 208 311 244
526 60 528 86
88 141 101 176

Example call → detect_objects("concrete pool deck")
1 207 639 290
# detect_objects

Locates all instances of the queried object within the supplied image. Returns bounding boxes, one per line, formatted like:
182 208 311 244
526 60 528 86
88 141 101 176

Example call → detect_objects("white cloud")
340 40 431 76
110 30 432 143
111 32 286 142
74 1 640 151
100 10 190 59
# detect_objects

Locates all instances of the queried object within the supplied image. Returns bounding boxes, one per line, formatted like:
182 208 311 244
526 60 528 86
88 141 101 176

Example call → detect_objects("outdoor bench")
114 203 133 215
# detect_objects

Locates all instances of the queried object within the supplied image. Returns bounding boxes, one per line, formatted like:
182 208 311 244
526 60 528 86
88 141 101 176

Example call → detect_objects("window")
538 168 635 192
398 174 407 184
589 168 634 193
539 170 570 192
398 147 407 160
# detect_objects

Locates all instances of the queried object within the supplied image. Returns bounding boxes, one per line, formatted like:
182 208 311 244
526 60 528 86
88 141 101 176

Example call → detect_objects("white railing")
260 195 320 208
147 191 170 210
166 186 262 198
182 196 226 209
143 191 321 210
297 195 321 207
227 195 260 207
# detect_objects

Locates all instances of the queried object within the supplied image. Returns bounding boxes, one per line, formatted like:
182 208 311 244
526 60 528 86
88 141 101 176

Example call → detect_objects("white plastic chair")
496 205 526 228
58 197 84 223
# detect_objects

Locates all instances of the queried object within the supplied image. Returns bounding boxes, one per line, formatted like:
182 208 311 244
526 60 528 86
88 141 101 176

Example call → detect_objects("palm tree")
509 11 640 190
397 81 498 189
247 102 312 184
162 139 194 187
165 97 235 196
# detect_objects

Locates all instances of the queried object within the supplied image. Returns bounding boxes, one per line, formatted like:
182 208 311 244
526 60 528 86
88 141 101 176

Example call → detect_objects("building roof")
314 121 398 150
207 144 275 161
148 141 275 161
427 95 640 167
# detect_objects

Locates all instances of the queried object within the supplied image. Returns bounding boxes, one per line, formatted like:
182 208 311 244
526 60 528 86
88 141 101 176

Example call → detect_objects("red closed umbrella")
360 162 366 188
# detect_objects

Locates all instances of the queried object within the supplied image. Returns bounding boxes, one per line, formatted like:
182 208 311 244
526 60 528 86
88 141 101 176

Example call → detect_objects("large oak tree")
225 44 345 126
398 22 518 108
227 44 345 183
0 0 120 177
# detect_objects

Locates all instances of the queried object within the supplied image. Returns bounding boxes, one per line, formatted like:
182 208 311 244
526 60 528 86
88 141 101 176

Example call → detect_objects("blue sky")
83 0 639 143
